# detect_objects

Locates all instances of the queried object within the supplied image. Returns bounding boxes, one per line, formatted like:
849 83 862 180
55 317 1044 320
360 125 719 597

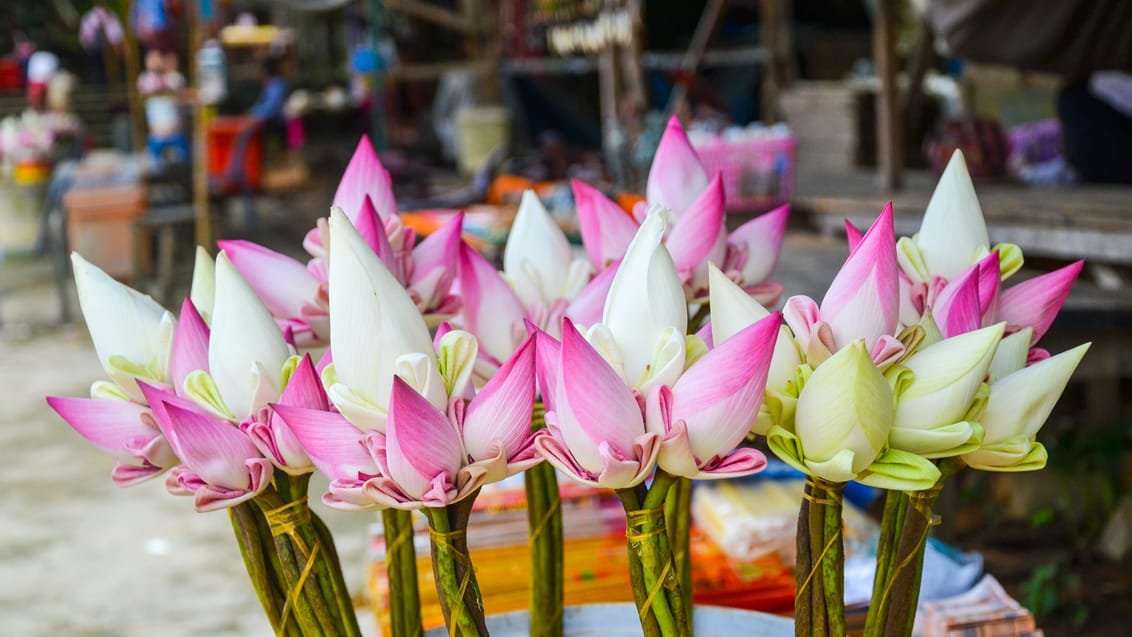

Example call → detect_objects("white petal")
504 190 575 308
795 340 892 468
988 328 1032 382
602 206 687 387
190 246 216 324
209 253 292 417
982 343 1089 443
917 151 990 280
893 323 1003 430
328 209 435 410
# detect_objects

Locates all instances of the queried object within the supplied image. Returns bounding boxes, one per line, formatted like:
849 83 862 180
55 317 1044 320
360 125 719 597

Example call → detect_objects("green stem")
231 502 300 637
310 511 365 637
382 508 423 637
863 489 907 636
643 472 689 636
525 403 563 637
793 488 813 637
251 492 325 635
281 474 356 635
617 472 687 637
882 458 964 637
616 486 663 637
820 482 846 637
426 503 488 636
665 477 693 626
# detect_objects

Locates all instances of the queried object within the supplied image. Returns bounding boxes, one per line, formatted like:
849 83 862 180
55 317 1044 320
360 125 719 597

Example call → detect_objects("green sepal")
91 380 131 401
765 424 813 478
992 242 1024 280
890 420 985 459
856 447 942 491
280 355 302 391
183 370 235 420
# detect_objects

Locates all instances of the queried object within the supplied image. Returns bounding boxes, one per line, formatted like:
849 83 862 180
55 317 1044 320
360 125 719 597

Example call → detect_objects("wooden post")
188 0 211 248
760 0 780 123
872 0 904 191
118 0 146 153
665 0 726 120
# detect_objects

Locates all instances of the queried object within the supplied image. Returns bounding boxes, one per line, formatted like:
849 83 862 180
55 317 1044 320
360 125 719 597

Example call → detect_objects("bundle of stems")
616 470 690 637
230 473 363 637
794 477 846 637
865 458 964 637
425 495 490 637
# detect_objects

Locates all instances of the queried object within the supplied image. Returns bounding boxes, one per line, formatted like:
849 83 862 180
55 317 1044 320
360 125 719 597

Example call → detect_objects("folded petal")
353 197 399 273
216 240 321 323
463 338 536 462
988 327 1032 382
169 298 211 394
931 263 984 338
158 401 265 491
646 116 709 215
328 208 435 410
385 377 464 500
209 253 292 417
278 354 329 411
980 343 1090 444
572 179 638 270
554 320 646 473
997 261 1083 343
46 396 173 468
457 241 527 364
333 135 398 220
192 459 274 512
531 322 562 410
728 204 790 285
917 150 991 280
271 403 380 480
820 204 899 350
794 340 892 474
893 323 1004 432
242 408 314 476
665 313 781 463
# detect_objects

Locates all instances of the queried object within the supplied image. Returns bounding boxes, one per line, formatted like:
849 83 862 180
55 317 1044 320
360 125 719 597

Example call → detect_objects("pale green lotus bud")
888 323 1004 457
963 343 1090 471
794 340 893 482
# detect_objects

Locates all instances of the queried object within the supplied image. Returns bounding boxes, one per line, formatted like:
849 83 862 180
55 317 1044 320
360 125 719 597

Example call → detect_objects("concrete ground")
0 231 848 636
0 255 385 637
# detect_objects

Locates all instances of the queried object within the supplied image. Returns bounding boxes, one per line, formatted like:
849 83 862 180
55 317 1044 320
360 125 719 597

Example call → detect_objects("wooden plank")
792 170 1132 264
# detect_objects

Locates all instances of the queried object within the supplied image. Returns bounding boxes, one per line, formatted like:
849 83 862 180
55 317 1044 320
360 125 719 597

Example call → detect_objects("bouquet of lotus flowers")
48 120 1087 637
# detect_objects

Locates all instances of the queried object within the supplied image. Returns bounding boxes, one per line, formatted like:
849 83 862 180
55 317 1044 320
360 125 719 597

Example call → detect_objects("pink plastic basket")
693 134 796 213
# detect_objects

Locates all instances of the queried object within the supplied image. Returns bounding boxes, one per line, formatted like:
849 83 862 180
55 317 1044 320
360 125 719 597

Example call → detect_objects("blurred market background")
1 1 1131 635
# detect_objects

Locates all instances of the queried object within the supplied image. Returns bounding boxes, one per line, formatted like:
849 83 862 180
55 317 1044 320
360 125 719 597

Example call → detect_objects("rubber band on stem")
528 495 561 544
265 496 313 556
276 543 321 637
638 558 673 623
